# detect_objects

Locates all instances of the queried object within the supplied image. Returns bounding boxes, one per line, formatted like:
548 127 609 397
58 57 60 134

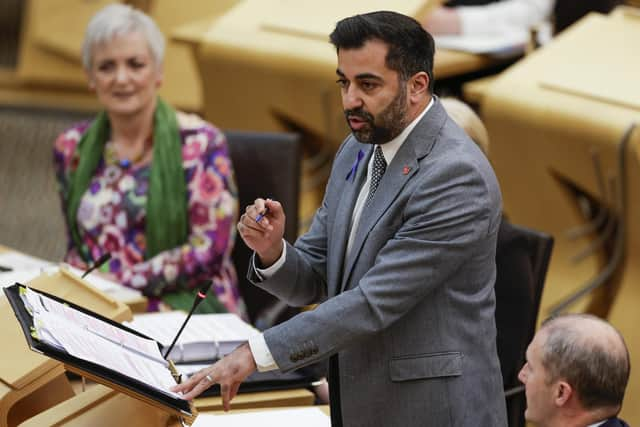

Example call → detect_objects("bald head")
539 314 630 411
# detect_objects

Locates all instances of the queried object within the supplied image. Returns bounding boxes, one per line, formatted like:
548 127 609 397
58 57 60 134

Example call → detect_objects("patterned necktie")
366 145 387 205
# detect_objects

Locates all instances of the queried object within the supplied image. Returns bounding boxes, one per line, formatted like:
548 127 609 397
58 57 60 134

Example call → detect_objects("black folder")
198 368 318 397
3 283 196 424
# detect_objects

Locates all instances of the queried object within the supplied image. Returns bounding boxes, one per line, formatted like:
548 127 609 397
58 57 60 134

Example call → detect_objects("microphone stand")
163 280 213 360
81 253 112 278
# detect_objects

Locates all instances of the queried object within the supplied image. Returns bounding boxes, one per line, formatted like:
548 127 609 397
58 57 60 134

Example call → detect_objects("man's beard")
344 84 408 145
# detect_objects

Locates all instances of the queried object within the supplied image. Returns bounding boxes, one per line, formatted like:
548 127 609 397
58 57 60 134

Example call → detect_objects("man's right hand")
237 198 285 267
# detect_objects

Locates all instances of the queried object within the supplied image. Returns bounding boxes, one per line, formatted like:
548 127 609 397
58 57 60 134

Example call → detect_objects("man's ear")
554 381 573 407
408 71 429 102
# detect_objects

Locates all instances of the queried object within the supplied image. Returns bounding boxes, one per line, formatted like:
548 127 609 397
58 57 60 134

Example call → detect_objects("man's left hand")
171 342 257 410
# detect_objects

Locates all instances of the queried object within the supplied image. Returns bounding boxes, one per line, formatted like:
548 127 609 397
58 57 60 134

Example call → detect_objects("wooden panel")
15 0 239 112
482 12 640 424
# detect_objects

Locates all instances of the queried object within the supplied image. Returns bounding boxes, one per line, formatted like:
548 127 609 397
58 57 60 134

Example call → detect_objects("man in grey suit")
174 11 507 426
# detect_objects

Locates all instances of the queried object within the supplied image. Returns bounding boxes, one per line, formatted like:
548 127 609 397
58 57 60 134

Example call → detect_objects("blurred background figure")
439 97 489 154
422 0 622 38
53 4 245 315
421 0 553 38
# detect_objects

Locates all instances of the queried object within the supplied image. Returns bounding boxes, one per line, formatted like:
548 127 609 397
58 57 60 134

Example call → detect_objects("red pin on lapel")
402 166 411 175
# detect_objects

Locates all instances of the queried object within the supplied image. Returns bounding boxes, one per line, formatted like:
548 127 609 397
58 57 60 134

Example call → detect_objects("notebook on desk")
3 283 196 424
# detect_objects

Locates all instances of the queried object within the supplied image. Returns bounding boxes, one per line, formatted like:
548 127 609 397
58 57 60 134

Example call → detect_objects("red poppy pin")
402 166 411 175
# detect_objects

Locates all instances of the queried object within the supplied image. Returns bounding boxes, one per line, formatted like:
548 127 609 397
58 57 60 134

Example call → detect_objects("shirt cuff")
254 239 287 279
248 333 279 372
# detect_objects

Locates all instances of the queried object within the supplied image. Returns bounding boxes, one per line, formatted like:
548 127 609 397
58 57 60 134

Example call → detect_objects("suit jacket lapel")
340 98 448 292
329 144 372 297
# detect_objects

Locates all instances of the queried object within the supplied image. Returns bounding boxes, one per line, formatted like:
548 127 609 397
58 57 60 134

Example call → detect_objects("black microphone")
81 253 112 278
163 280 213 360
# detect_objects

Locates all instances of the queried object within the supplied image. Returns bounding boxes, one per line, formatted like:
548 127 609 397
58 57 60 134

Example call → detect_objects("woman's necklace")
105 136 152 169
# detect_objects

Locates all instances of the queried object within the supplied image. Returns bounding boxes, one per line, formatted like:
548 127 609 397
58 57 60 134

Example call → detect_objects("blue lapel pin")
345 149 365 182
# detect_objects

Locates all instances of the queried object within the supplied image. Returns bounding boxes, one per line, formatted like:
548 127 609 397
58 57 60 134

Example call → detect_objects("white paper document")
192 407 330 427
0 270 40 290
126 311 258 362
0 251 52 271
23 287 180 397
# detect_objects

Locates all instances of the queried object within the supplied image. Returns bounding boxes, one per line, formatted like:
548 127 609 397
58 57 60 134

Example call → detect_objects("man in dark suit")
519 314 630 427
174 11 507 426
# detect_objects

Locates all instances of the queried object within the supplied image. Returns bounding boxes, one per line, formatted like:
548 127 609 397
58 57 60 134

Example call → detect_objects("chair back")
0 106 93 261
225 130 302 326
494 220 554 427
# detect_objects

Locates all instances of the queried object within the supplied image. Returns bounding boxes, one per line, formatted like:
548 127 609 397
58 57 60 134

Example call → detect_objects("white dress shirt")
248 98 434 371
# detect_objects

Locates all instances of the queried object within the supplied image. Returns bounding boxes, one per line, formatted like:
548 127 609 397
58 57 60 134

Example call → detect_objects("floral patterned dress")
54 112 245 315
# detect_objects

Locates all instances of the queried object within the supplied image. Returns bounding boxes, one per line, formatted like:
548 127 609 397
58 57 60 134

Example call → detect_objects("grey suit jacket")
250 98 507 426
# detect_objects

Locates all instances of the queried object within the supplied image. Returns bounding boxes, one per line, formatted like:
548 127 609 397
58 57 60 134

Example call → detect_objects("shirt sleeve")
253 240 287 280
248 332 279 372
457 0 553 36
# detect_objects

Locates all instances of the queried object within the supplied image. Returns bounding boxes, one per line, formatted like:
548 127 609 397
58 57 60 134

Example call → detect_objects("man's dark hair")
541 314 630 411
329 11 435 92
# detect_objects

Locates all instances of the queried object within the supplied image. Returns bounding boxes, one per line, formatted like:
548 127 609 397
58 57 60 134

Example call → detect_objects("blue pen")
255 208 269 223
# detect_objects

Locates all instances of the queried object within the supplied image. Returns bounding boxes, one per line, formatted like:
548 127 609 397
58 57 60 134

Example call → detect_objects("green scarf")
66 98 226 313
67 98 188 260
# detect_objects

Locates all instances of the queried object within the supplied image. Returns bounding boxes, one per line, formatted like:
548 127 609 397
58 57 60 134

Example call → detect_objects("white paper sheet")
192 407 330 427
23 287 180 397
0 270 40 289
0 251 53 271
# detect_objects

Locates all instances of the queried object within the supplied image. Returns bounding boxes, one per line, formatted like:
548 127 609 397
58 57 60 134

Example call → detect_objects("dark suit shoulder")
601 417 630 427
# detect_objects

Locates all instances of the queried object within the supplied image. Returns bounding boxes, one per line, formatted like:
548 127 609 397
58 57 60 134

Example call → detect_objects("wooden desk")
13 0 240 113
18 383 315 426
0 249 132 427
0 245 148 313
194 388 314 412
482 11 640 424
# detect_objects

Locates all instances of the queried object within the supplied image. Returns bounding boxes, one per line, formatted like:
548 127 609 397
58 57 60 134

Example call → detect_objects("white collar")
378 97 434 165
587 420 608 427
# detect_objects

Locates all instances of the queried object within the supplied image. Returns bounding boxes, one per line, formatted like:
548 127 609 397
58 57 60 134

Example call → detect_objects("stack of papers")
21 287 179 396
126 311 259 363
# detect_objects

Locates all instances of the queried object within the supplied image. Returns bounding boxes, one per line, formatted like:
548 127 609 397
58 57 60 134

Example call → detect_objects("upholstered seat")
225 130 302 326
